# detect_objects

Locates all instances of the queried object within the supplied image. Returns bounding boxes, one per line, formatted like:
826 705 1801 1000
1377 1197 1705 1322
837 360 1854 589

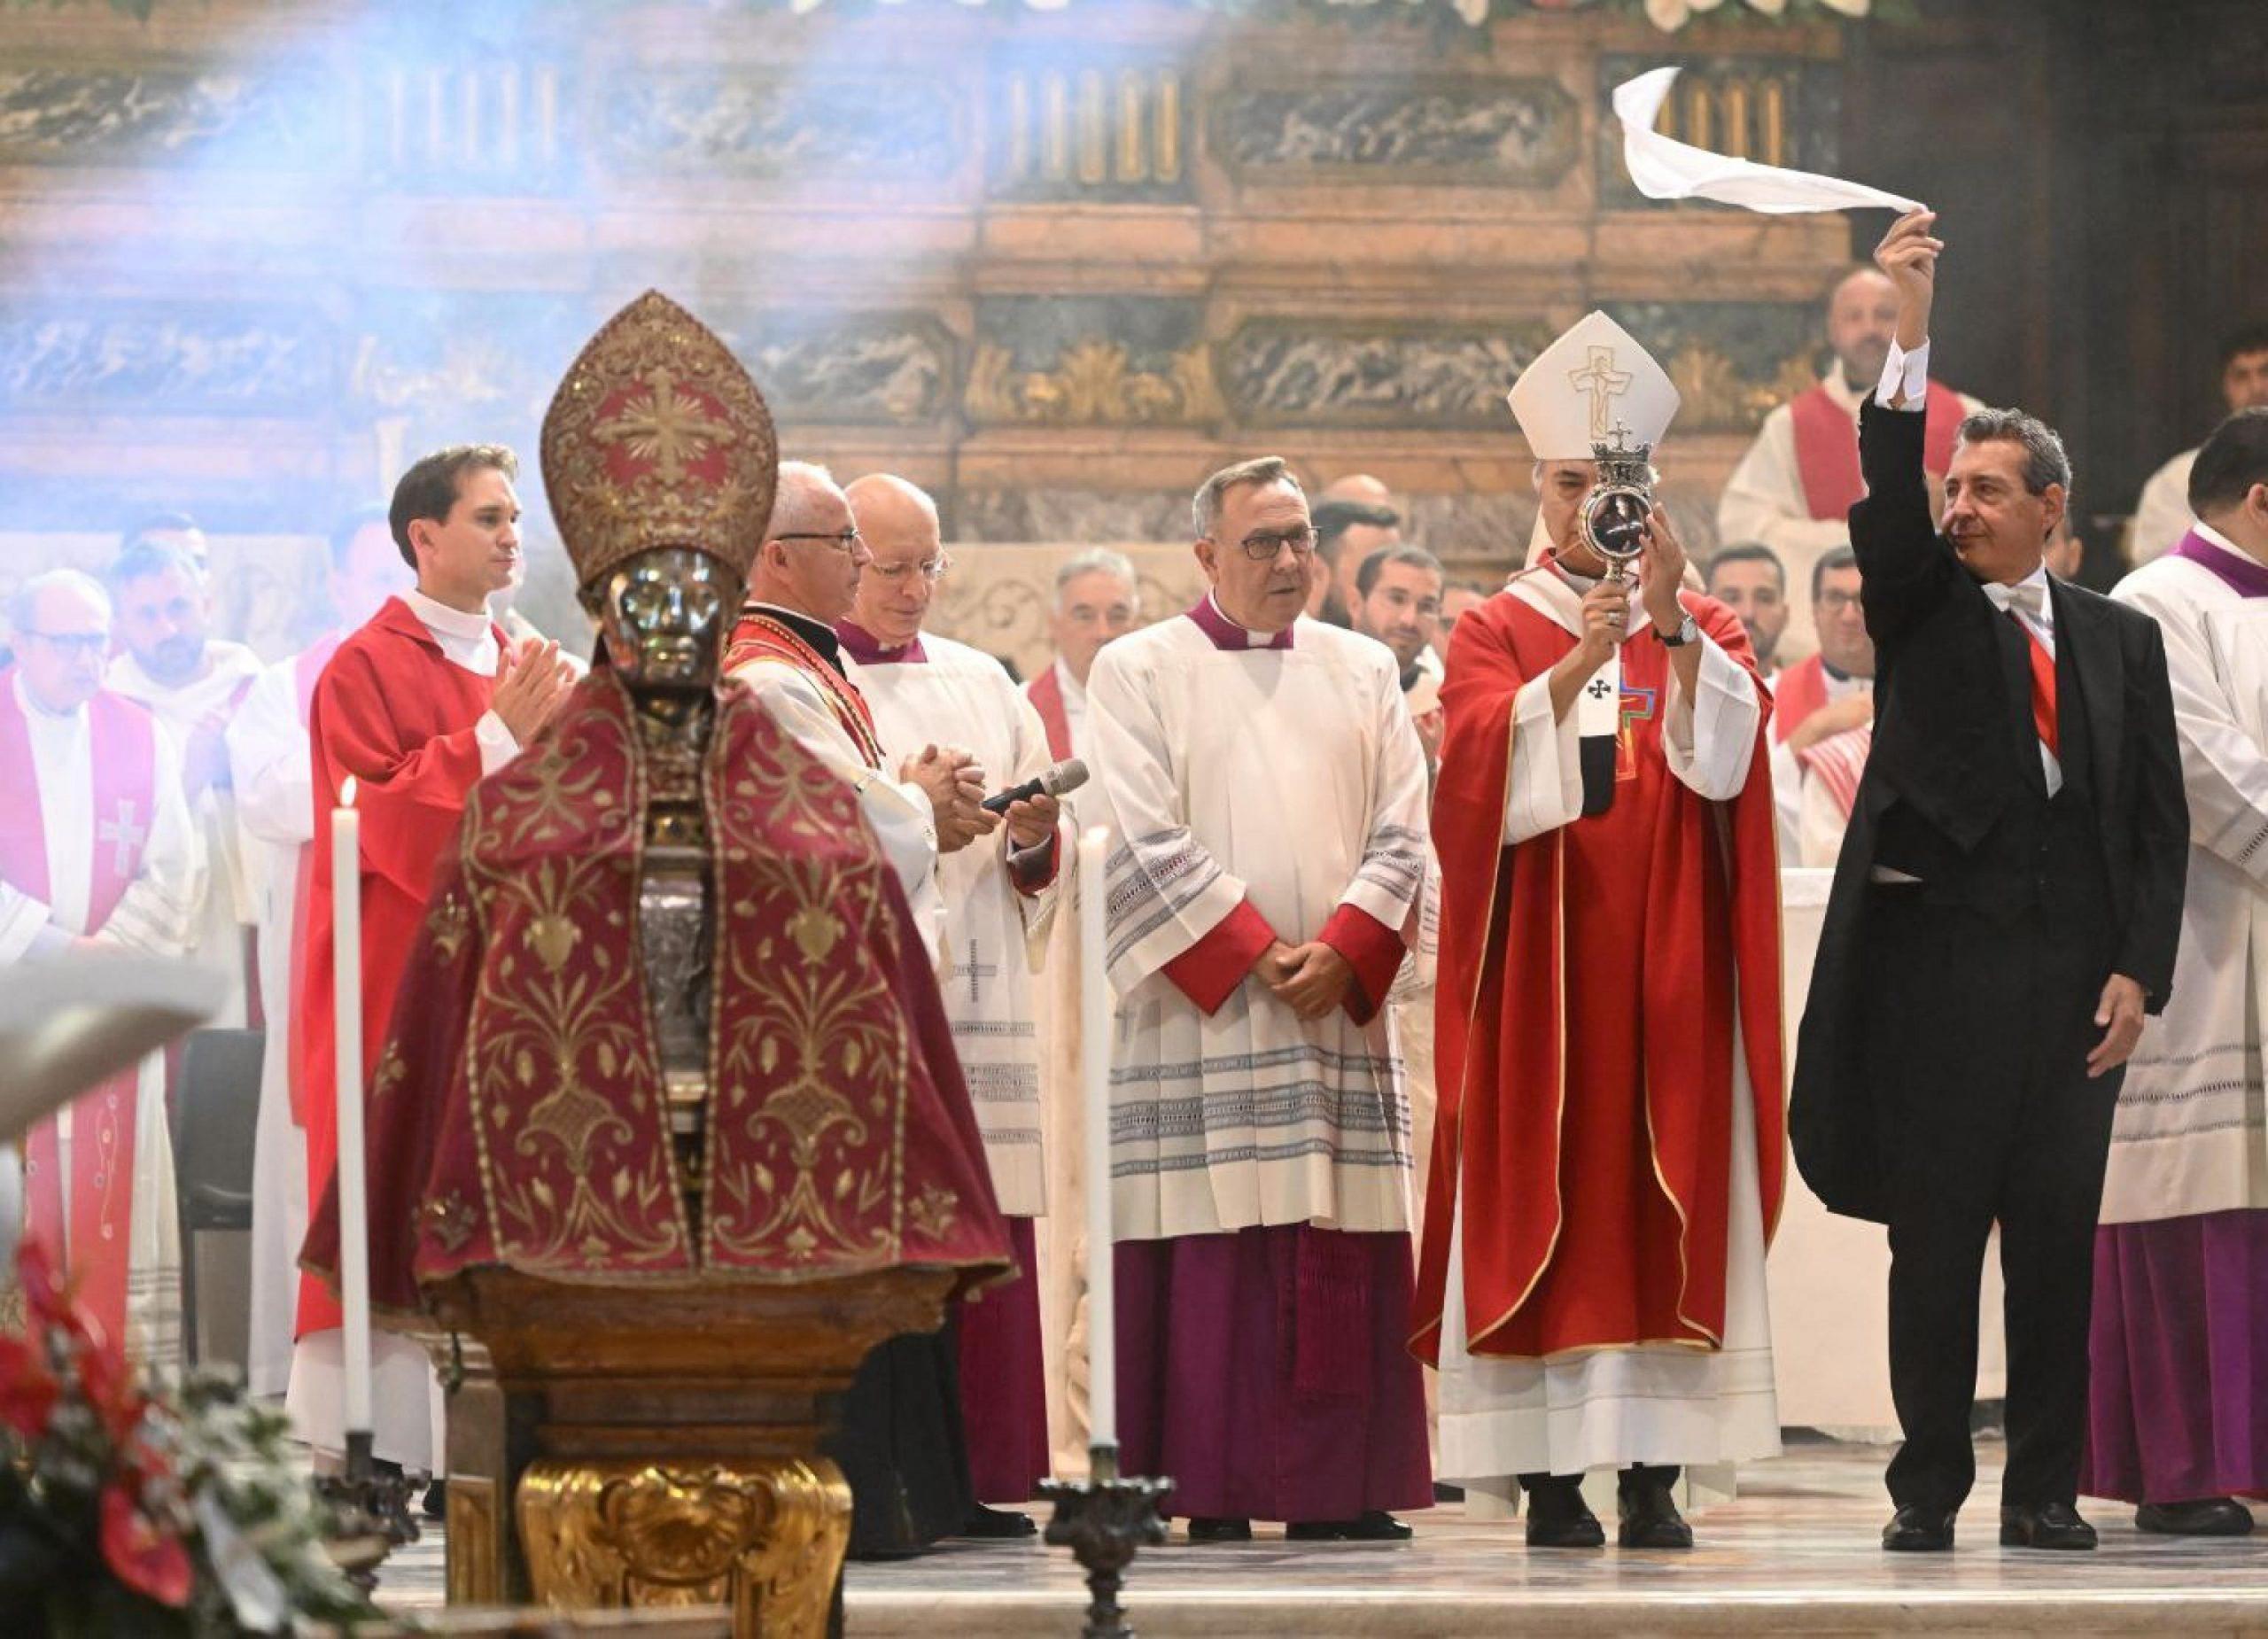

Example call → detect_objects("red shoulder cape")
1410 589 1785 1366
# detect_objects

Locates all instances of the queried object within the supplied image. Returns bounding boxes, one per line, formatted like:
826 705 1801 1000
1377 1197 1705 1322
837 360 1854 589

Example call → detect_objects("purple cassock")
2079 527 2268 1509
1114 1223 1433 1523
959 1216 1052 1503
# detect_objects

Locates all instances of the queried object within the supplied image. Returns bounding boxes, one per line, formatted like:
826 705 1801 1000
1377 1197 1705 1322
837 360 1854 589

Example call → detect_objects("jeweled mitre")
541 290 778 591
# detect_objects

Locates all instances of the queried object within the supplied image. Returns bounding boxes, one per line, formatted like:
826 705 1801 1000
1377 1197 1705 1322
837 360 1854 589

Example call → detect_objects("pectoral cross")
97 799 145 875
962 939 1000 1006
1567 346 1633 439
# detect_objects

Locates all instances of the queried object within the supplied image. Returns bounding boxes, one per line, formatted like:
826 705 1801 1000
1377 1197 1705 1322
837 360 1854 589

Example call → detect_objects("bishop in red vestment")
1413 312 1785 1551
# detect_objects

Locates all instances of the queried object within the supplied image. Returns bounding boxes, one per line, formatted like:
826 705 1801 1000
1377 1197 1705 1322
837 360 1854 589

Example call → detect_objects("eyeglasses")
866 555 951 586
773 528 865 554
1227 526 1318 562
1816 590 1860 613
26 631 108 656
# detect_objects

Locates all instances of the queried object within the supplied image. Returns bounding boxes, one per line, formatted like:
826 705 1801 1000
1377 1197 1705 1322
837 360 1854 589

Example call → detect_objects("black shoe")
423 1478 447 1522
1616 1480 1693 1550
1185 1515 1252 1542
959 1504 1038 1539
2135 1498 2255 1537
1285 1511 1414 1542
1523 1478 1604 1550
1882 1504 1956 1551
1999 1501 2096 1550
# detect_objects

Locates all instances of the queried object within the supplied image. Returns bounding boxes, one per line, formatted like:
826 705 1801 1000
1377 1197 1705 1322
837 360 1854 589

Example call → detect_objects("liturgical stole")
1791 379 1965 521
0 674 158 1349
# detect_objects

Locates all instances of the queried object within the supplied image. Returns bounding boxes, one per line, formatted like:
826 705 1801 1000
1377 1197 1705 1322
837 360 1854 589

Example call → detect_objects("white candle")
331 777 374 1438
1078 826 1116 1451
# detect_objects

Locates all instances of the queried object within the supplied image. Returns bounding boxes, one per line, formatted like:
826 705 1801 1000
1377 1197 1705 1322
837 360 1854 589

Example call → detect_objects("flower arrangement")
0 1243 376 1636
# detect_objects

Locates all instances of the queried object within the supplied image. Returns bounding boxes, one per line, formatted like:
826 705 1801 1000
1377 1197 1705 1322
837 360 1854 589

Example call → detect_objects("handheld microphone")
981 757 1089 814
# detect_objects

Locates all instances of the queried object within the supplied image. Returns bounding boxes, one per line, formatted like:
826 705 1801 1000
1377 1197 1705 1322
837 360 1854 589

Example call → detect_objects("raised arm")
1853 209 1958 647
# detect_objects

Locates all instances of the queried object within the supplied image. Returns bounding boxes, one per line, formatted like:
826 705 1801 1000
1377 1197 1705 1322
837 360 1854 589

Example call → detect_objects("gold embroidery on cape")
461 697 689 1276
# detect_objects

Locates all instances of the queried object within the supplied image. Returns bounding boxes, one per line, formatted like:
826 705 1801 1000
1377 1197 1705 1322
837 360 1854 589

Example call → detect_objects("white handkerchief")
1613 66 1924 216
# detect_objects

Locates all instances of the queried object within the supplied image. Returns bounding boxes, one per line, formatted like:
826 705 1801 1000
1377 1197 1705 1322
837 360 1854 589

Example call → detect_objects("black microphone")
980 757 1089 814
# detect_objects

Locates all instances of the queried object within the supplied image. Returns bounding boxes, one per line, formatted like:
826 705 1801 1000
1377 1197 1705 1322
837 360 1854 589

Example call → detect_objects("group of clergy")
6 209 2265 1562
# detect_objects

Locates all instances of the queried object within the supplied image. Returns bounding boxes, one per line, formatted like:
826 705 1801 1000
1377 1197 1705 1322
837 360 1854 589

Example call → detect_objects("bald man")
1718 267 1984 657
724 460 989 968
838 473 1064 1530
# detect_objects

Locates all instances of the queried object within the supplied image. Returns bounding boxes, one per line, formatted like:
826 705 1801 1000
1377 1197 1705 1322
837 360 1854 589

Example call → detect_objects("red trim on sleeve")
1319 903 1407 1027
1161 897 1276 1016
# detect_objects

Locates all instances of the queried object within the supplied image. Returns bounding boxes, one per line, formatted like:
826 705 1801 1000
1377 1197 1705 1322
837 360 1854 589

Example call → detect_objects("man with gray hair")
1029 548 1138 762
1088 454 1433 1540
4 567 205 1369
1792 212 2188 1555
724 460 991 967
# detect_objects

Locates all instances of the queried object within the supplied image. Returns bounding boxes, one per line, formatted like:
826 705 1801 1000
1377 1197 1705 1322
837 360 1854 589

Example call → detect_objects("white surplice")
4 674 205 1369
106 643 262 1024
1436 570 1782 1491
850 633 1062 1216
727 610 946 965
1087 611 1430 1241
2102 544 2268 1223
224 649 322 1399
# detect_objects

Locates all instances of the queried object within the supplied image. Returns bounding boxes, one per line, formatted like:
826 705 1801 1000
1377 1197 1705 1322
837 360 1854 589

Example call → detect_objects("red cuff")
1319 903 1406 1027
1161 897 1276 1016
1008 829 1061 896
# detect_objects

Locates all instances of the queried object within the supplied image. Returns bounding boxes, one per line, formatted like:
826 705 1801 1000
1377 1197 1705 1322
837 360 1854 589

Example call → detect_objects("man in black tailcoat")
1790 211 2188 1554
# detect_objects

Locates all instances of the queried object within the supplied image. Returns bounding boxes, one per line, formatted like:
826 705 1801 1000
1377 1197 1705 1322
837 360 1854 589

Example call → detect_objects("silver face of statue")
598 548 735 690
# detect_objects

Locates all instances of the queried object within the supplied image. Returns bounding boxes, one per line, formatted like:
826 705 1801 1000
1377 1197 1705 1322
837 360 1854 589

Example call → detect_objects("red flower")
100 1482 192 1607
0 1333 59 1438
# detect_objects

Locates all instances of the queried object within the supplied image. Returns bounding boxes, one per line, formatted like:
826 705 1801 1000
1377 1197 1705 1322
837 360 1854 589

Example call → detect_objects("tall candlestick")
331 777 374 1439
1078 826 1115 1450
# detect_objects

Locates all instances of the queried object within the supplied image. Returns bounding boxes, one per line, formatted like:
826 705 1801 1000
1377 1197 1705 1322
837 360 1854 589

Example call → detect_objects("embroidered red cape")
293 598 501 1336
1791 378 1964 521
300 670 1010 1315
1410 591 1785 1365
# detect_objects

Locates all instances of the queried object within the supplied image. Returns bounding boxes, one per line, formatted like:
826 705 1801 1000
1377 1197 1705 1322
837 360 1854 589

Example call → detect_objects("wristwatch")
1659 612 1700 649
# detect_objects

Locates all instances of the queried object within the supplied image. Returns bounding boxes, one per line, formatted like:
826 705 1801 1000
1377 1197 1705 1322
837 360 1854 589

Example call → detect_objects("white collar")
1980 563 2054 633
2194 519 2264 563
1206 593 1285 648
404 586 493 641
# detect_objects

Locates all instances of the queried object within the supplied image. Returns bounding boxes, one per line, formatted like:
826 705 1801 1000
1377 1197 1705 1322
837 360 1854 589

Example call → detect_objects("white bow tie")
1984 579 2047 623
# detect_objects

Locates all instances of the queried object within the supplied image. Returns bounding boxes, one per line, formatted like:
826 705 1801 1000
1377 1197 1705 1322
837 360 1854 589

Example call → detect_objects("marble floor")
376 1438 2268 1635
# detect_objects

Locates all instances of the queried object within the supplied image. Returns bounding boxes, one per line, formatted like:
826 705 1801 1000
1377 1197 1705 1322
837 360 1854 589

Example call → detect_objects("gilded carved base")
518 1458 850 1639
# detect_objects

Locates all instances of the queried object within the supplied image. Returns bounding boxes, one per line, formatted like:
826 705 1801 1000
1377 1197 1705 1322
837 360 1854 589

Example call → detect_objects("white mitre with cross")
1506 310 1680 462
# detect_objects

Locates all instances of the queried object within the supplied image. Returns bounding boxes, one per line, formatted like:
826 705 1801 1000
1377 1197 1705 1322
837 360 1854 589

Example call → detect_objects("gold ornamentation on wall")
993 59 1185 198
517 1457 850 1636
965 338 1224 425
1666 342 1825 431
1646 65 1800 171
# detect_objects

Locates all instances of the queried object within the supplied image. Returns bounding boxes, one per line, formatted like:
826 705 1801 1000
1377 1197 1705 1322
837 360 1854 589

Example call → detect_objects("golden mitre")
541 289 779 591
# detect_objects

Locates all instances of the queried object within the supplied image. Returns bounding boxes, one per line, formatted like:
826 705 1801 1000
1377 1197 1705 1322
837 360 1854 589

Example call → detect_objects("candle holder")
1039 1443 1171 1639
315 1429 423 1596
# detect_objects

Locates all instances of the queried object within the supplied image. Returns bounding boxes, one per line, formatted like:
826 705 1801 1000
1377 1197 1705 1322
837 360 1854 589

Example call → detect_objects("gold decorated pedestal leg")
517 1457 850 1638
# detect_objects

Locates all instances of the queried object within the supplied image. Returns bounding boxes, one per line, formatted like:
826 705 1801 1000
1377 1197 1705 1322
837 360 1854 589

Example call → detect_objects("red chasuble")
299 671 1010 1312
291 599 501 1337
1790 378 1964 521
0 675 156 1348
1411 591 1785 1365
